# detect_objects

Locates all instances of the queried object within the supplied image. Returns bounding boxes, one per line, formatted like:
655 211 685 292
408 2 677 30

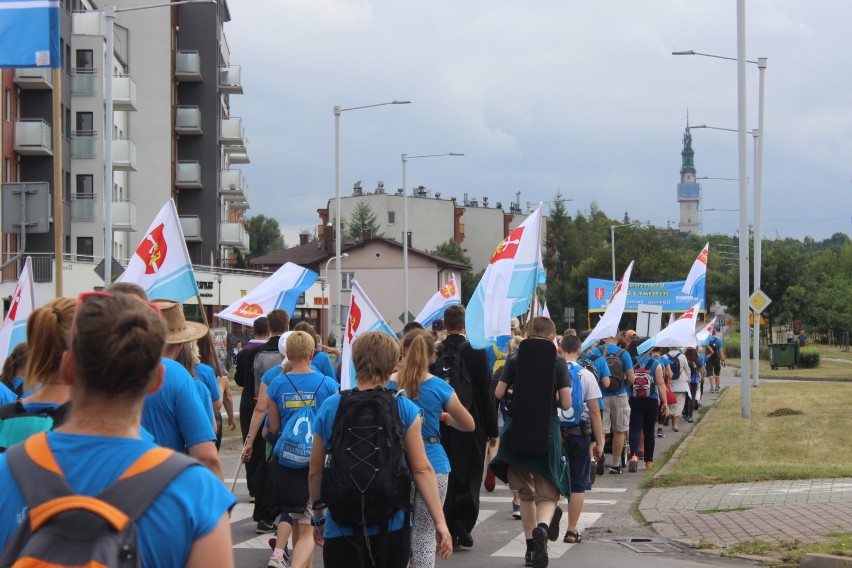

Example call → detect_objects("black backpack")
667 350 682 380
321 387 411 529
591 347 628 393
431 340 473 410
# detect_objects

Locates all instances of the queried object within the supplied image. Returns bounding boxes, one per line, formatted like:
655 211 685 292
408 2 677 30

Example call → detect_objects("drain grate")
619 540 679 554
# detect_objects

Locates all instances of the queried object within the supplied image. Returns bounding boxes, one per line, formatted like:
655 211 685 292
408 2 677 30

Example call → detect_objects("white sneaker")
268 556 289 568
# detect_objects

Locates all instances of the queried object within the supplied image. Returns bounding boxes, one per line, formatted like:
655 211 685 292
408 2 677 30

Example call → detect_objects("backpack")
667 351 682 381
0 401 71 453
431 340 473 410
633 358 653 399
253 348 283 396
557 363 586 428
0 433 195 568
706 338 720 360
576 356 599 383
592 346 627 393
321 387 411 528
273 374 318 469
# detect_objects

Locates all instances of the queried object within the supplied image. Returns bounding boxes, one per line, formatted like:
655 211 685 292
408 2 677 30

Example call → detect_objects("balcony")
180 215 202 242
228 198 249 211
113 138 137 171
14 120 53 156
219 170 247 201
71 131 98 159
176 106 202 135
72 11 106 36
219 65 242 94
175 51 201 81
113 75 137 111
227 149 250 164
71 68 97 96
71 194 97 220
14 68 52 89
220 221 249 252
219 117 246 147
176 161 202 188
112 199 136 232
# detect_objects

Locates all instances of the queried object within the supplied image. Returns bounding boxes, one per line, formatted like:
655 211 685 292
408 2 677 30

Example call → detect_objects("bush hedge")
798 348 821 368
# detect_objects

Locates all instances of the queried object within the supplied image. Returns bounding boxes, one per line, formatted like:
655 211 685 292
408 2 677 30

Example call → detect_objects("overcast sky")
225 0 852 249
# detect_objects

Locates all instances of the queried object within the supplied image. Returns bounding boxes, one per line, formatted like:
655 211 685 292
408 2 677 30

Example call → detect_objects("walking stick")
230 438 251 493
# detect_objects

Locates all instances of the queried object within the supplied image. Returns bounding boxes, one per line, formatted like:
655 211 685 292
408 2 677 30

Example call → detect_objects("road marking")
230 503 254 523
234 535 275 550
475 509 497 527
492 511 602 558
224 478 246 484
584 499 617 505
589 487 627 493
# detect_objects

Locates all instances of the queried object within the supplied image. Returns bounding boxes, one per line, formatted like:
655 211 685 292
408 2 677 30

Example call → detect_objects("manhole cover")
619 541 679 553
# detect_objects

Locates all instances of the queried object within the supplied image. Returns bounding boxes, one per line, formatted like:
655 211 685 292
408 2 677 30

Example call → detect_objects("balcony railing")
71 68 96 96
180 215 202 241
14 68 52 89
71 130 97 159
71 194 97 220
176 161 202 188
176 106 202 135
220 117 245 147
175 51 201 81
220 221 249 252
112 199 136 232
72 11 106 36
112 138 136 171
219 170 246 201
219 65 242 94
14 120 53 156
227 149 250 165
113 75 137 111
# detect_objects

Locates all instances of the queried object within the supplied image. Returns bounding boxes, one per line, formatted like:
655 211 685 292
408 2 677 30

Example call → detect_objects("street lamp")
674 47 768 405
102 0 216 285
400 152 464 324
334 101 410 337
324 252 348 340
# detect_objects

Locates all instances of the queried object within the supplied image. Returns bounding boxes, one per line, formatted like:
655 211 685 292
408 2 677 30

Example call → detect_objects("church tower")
677 124 701 234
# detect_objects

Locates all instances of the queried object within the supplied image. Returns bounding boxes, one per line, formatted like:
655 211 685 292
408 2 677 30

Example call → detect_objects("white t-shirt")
567 360 602 421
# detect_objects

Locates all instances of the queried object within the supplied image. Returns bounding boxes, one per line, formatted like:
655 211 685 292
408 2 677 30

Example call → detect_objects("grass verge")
701 533 852 567
727 342 852 380
650 382 852 487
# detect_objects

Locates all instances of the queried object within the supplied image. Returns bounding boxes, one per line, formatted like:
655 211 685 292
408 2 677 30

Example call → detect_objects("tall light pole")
400 152 464 324
101 0 216 285
333 101 410 339
736 0 751 417
674 46 768 409
324 252 347 338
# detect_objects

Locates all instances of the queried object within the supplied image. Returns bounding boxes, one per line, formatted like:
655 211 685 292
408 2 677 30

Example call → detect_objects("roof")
248 237 470 272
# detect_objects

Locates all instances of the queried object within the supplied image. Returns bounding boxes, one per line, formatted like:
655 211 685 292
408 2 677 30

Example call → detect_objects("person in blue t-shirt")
0 343 28 400
627 348 669 471
588 336 635 474
309 331 453 567
389 329 474 568
0 292 235 567
705 330 726 393
265 331 338 568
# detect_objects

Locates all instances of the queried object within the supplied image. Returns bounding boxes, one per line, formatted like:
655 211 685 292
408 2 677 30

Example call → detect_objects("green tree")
346 202 383 239
244 215 285 258
543 194 573 330
430 239 476 304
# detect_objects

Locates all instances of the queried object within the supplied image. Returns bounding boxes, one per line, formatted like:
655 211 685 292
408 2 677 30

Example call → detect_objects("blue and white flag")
0 0 61 68
682 242 709 296
695 317 716 346
119 199 200 303
216 262 317 326
340 279 396 390
637 302 702 354
0 257 35 358
581 261 634 351
466 205 546 349
414 275 461 328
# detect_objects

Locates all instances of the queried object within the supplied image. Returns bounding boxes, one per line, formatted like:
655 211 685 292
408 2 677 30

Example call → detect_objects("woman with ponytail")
389 330 474 568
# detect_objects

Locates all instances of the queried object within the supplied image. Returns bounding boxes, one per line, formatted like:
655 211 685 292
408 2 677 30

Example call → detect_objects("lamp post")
400 152 464 324
324 252 348 341
334 101 410 338
101 0 216 285
674 46 768 412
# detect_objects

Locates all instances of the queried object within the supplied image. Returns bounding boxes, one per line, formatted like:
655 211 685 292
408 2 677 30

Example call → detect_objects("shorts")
602 394 630 433
708 358 721 376
507 468 561 505
288 505 313 526
669 392 686 417
561 433 591 493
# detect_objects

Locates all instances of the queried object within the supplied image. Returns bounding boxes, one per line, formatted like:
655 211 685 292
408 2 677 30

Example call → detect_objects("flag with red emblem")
582 261 634 350
0 257 35 357
682 242 710 296
414 274 461 328
340 279 396 390
119 199 199 302
637 302 703 353
216 262 317 326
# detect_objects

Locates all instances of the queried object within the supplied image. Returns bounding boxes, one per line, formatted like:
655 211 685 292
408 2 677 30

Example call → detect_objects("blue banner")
587 278 705 313
0 0 61 68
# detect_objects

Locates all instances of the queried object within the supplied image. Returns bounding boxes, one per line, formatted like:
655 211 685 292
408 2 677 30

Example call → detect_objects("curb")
800 554 852 568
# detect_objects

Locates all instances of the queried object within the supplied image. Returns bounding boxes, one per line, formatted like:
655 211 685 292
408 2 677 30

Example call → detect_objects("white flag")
582 261 634 351
340 280 397 390
696 317 716 345
682 242 709 296
637 302 702 353
119 199 199 302
216 262 317 326
0 257 35 358
414 275 461 328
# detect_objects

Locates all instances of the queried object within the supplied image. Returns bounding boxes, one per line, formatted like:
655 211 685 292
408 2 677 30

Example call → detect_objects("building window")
388 211 396 225
76 237 94 262
341 272 355 291
339 305 349 328
76 174 93 198
75 49 94 70
3 89 10 123
76 112 93 132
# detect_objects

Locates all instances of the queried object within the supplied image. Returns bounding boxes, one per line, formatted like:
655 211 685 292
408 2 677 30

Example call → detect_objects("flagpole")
52 68 63 297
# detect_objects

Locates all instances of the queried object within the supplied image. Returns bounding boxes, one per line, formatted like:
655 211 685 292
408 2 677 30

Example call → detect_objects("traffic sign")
748 289 772 314
94 257 125 283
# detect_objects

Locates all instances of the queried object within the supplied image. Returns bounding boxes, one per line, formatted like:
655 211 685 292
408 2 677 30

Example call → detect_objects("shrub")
798 348 821 369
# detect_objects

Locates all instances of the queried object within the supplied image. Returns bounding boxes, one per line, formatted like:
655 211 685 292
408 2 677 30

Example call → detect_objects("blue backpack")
273 375 318 469
557 362 585 427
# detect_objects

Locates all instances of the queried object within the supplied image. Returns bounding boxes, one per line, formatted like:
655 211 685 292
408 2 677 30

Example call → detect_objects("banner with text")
587 278 705 313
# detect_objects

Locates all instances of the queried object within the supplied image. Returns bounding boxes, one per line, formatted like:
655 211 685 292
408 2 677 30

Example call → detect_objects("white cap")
278 331 294 358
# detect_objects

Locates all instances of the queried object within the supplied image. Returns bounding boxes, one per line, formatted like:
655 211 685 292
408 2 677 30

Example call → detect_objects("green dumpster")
770 343 799 369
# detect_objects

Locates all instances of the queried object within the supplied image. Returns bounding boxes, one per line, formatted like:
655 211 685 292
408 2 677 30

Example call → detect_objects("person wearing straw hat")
140 300 223 480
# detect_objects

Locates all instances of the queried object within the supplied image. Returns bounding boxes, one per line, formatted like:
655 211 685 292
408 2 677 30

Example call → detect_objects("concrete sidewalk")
638 368 852 549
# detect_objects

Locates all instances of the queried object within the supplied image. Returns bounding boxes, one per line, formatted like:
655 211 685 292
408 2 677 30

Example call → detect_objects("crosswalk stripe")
224 478 246 484
475 509 497 527
230 503 254 523
584 499 617 505
491 511 602 558
234 535 275 550
589 487 628 493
